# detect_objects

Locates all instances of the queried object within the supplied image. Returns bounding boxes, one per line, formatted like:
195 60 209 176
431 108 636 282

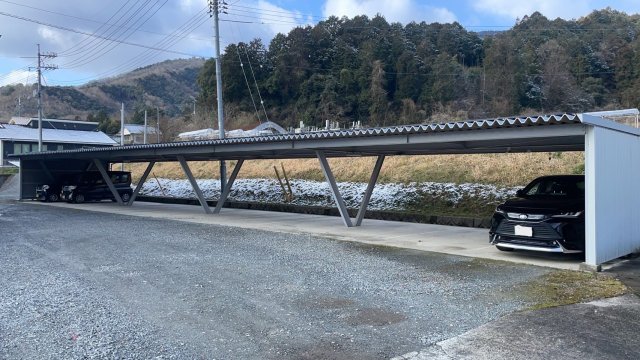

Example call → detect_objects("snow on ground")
138 178 520 211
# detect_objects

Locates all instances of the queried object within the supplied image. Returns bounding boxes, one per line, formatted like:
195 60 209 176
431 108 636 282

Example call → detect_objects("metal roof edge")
579 112 640 137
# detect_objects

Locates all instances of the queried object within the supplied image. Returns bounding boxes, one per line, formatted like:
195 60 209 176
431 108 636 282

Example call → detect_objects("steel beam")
355 155 385 226
214 159 244 214
93 159 123 205
316 151 353 227
177 156 211 214
128 161 155 206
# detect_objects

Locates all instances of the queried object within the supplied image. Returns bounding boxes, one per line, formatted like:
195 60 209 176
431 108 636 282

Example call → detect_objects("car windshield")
523 177 584 198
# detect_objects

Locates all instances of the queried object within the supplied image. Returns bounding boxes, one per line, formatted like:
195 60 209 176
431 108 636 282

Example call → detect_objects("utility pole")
30 44 57 152
143 109 148 144
120 103 125 146
120 103 125 171
209 0 228 192
156 107 160 143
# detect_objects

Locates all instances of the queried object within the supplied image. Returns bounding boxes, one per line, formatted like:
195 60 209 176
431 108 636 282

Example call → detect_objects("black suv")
62 171 133 203
489 175 585 253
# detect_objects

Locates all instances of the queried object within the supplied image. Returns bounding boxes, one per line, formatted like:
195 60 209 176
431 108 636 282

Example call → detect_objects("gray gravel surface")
0 202 550 359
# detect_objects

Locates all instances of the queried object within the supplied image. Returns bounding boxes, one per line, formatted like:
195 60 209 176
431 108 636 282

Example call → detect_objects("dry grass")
0 167 18 175
127 152 584 187
524 270 628 310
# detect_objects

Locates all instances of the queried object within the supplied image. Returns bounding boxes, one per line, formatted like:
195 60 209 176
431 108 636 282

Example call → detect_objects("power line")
58 0 137 57
51 7 211 85
61 0 167 68
241 43 269 122
0 11 200 57
235 44 262 123
223 10 309 26
228 3 327 21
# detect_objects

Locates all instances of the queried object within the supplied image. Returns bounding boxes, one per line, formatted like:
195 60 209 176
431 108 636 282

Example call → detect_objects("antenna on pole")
209 0 228 192
29 44 57 152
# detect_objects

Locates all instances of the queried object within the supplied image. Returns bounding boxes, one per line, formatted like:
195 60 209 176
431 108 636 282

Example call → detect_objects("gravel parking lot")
0 202 550 359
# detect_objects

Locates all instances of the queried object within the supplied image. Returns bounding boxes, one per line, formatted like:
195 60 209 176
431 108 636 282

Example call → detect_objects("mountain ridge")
0 58 205 122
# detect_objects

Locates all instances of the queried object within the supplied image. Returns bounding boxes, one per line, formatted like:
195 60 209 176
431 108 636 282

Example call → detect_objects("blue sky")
1 0 639 88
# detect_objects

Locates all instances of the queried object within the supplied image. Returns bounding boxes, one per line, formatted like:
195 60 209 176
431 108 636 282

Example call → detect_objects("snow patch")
138 178 519 211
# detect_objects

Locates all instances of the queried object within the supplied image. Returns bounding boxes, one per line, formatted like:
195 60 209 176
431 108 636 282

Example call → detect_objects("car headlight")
65 185 77 191
42 185 49 190
552 211 583 218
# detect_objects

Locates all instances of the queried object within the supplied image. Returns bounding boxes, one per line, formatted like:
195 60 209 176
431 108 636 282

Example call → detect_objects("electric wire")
0 11 198 56
241 43 269 122
51 7 211 85
227 3 326 21
236 45 262 123
58 0 138 57
61 0 166 69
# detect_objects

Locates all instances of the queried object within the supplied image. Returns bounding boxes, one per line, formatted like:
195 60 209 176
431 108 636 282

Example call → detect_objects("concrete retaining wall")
0 174 11 188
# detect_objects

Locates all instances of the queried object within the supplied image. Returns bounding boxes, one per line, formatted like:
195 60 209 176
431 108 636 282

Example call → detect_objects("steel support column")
178 156 212 214
316 151 353 227
128 161 155 206
355 155 385 226
93 159 124 205
214 159 244 214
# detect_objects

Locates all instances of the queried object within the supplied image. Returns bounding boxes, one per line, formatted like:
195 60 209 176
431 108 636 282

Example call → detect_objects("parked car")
489 175 585 253
62 171 133 203
36 175 75 202
36 184 62 202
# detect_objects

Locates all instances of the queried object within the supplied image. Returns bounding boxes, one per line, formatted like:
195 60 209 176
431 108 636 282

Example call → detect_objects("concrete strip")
393 294 640 360
30 201 584 270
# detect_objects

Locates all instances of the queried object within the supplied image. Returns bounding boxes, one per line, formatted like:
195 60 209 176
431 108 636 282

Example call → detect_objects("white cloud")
322 0 457 24
0 70 34 86
472 0 592 20
37 26 69 47
256 1 313 37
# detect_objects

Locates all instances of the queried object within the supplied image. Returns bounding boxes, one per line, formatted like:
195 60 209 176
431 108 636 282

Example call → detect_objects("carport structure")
11 110 640 269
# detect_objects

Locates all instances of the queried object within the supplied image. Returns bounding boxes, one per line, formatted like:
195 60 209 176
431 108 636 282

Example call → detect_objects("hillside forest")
198 8 640 130
1 8 640 135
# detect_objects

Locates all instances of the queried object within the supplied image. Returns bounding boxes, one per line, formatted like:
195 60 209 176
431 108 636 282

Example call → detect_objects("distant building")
7 117 99 132
0 123 117 167
115 124 161 144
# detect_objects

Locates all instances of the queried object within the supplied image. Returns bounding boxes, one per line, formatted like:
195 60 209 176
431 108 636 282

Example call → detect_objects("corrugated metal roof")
17 113 580 157
14 113 582 157
0 124 118 145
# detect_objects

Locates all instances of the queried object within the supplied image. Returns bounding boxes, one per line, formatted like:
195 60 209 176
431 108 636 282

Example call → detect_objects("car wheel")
496 245 514 252
48 193 59 202
74 193 85 204
121 192 131 203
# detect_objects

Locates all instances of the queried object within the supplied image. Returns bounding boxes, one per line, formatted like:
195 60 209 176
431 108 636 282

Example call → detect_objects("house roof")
0 124 117 145
118 124 160 136
9 117 98 126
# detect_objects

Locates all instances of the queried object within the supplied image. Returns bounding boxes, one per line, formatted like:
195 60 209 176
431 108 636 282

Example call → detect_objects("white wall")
585 125 640 265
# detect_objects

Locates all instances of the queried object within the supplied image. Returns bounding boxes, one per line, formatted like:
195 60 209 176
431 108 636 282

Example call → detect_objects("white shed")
582 111 640 268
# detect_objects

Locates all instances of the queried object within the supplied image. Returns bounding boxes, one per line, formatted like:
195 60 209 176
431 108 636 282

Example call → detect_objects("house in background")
7 117 99 132
116 124 161 144
0 123 117 167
